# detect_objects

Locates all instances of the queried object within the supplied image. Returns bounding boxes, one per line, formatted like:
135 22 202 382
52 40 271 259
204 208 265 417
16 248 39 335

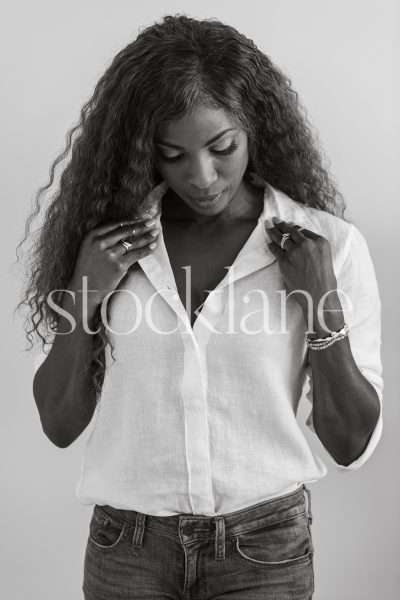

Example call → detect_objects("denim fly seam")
213 515 226 560
131 511 146 556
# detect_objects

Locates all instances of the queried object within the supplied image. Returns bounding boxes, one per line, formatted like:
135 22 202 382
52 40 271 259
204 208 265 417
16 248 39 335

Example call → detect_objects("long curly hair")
17 13 346 405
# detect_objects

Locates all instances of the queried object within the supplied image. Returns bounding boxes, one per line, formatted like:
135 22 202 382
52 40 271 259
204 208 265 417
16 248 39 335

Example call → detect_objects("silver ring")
121 239 132 254
280 232 291 250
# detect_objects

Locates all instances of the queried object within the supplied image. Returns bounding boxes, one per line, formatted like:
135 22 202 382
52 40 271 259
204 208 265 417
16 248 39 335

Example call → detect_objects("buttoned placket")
137 196 277 516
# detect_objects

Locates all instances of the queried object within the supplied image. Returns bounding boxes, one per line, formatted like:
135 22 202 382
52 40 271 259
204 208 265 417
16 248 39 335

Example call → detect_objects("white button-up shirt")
34 180 383 516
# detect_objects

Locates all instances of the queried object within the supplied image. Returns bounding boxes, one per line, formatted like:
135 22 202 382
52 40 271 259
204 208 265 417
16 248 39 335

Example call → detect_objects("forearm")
33 283 98 448
305 296 381 466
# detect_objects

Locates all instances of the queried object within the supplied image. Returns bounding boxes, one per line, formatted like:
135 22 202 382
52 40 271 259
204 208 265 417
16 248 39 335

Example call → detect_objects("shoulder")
265 183 361 276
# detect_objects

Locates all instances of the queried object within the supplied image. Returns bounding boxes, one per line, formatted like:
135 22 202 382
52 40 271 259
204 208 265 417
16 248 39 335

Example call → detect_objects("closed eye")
158 141 239 163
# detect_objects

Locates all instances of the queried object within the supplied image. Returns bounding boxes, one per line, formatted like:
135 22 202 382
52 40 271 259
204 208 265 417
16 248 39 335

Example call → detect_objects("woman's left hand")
265 218 339 317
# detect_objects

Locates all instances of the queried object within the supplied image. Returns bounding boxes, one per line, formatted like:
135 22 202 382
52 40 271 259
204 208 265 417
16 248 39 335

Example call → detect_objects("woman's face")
154 103 250 217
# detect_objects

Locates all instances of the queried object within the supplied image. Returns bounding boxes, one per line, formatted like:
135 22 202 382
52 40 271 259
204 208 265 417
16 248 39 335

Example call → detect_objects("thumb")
149 180 169 202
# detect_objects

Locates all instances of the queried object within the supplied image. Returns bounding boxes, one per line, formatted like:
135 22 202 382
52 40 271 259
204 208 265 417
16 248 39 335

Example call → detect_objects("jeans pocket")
233 511 313 568
88 506 130 552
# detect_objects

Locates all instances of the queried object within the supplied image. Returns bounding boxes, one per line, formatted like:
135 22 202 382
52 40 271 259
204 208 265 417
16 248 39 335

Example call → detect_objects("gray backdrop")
2 1 399 598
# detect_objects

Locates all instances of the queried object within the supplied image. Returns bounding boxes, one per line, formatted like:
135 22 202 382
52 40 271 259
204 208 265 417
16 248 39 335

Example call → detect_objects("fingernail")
145 218 157 227
150 228 159 237
149 241 158 249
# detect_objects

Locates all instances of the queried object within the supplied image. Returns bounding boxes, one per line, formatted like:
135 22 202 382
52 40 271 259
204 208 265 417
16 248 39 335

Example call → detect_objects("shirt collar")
137 175 310 294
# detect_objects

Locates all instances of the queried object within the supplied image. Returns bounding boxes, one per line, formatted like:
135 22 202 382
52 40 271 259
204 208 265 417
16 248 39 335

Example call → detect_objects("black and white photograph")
3 1 399 598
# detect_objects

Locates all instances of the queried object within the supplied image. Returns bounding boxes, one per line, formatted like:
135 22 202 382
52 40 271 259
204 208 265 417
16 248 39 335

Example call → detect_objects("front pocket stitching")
233 509 307 537
88 521 128 551
233 536 313 568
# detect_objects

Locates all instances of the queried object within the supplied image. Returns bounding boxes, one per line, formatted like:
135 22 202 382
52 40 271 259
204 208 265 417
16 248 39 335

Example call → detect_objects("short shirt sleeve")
305 224 383 471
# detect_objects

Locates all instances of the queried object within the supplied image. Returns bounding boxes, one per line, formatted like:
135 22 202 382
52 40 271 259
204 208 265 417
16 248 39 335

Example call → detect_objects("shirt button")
182 525 193 535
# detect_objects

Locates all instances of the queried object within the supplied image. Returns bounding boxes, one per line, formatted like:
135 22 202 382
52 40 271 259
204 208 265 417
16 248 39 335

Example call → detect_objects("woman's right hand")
68 182 168 311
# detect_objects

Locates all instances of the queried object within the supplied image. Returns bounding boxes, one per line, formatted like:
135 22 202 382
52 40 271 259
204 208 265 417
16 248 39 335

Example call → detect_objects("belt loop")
303 484 312 525
214 516 226 560
131 512 146 556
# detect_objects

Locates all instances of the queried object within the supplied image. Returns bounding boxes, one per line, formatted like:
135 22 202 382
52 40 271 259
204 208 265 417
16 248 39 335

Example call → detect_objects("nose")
187 156 218 192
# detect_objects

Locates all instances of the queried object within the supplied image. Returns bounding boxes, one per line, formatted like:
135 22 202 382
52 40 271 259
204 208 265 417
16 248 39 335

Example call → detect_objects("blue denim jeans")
83 483 314 599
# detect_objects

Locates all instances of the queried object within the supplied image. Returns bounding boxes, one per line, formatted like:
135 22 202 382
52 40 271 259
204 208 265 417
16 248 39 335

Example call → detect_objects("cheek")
159 169 182 190
224 147 249 174
154 161 176 182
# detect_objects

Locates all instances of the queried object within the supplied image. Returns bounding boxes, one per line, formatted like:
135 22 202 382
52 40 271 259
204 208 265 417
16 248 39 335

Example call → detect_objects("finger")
267 240 287 260
88 182 167 237
274 219 319 240
264 222 293 250
112 229 160 256
120 238 158 266
91 210 161 237
148 180 169 202
294 226 319 240
89 219 144 237
272 219 305 244
95 222 160 250
140 182 170 221
264 222 282 245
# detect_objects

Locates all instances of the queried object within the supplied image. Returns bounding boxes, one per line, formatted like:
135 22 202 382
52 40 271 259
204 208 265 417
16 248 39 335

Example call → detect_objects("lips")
193 190 224 202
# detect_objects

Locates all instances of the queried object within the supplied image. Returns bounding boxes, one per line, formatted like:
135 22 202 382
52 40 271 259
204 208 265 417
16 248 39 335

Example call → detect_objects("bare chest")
161 219 258 327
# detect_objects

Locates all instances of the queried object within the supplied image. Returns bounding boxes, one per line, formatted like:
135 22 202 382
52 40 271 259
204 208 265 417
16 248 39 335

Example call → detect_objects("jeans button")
182 525 193 535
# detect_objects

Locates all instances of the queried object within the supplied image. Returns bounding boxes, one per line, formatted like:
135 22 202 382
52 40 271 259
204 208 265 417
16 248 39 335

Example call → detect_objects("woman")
21 14 383 599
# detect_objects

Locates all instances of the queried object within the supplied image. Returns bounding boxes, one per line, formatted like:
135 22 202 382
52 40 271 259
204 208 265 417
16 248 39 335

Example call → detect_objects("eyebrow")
155 127 238 150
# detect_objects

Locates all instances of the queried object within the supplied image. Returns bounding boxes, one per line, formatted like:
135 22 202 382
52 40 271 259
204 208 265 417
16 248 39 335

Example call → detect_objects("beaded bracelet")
306 323 349 351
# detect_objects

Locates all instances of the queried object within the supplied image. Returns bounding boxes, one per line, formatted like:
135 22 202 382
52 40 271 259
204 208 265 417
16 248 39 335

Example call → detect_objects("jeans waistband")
97 483 312 561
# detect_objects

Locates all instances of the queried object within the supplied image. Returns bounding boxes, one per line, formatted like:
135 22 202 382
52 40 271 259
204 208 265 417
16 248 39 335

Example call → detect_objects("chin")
191 199 227 214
